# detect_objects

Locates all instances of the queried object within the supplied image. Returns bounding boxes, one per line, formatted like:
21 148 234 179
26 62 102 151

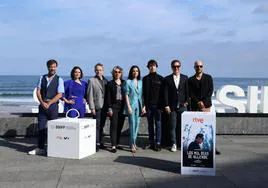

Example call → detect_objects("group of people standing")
28 58 215 155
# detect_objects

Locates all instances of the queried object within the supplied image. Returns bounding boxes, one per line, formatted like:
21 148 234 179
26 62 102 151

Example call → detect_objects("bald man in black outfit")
188 60 221 155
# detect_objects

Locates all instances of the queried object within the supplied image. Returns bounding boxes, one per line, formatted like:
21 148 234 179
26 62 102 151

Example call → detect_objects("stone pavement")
0 135 268 188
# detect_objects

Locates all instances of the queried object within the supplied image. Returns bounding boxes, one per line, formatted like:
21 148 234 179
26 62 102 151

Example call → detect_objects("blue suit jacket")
123 79 143 115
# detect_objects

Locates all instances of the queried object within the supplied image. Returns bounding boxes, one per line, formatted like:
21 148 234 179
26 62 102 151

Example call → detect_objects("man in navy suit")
164 59 189 152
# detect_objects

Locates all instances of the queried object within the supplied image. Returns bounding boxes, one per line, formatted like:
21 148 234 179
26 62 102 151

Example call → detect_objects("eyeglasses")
195 65 203 68
172 65 181 69
114 71 121 74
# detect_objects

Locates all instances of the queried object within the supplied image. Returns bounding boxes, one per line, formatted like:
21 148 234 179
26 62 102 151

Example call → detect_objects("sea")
0 75 267 113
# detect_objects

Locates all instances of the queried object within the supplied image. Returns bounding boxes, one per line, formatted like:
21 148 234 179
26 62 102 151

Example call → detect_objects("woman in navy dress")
63 66 88 118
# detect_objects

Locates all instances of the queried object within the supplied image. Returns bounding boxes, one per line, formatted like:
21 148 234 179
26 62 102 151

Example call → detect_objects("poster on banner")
181 111 216 176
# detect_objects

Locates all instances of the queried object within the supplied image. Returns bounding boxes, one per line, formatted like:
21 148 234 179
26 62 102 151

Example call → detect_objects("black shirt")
142 72 164 107
96 76 105 91
188 73 213 111
195 78 202 100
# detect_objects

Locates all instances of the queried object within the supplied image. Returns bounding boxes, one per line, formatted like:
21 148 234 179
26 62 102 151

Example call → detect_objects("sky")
0 0 267 78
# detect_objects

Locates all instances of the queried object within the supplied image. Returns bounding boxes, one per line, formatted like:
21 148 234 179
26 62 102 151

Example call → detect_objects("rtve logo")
192 117 204 123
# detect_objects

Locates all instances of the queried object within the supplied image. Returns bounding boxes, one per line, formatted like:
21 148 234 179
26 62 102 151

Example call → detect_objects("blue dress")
64 80 88 118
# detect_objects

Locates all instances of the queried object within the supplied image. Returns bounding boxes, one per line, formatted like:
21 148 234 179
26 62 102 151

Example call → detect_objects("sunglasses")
172 65 181 69
195 65 203 68
114 71 121 74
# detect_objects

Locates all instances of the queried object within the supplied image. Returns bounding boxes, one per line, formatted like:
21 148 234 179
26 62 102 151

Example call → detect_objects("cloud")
215 30 237 37
0 4 6 8
194 14 231 23
0 0 267 77
1 37 268 77
242 0 267 3
253 4 268 14
181 28 209 36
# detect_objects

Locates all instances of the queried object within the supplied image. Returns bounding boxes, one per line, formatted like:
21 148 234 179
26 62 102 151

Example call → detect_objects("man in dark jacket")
143 60 164 151
188 60 220 155
188 60 213 112
164 59 189 152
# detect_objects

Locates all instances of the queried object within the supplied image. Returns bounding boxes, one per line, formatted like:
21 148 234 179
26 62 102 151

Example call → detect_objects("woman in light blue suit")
123 65 146 153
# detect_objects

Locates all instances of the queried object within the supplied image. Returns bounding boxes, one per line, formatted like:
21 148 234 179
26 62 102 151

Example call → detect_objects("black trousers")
169 107 187 147
94 108 107 144
37 103 58 149
110 108 125 146
38 129 47 149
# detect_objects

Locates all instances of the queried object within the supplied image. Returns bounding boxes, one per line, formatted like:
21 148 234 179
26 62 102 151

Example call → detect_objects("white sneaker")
28 148 46 155
171 144 177 152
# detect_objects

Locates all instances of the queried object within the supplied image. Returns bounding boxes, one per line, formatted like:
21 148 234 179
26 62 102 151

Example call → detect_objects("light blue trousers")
128 105 140 146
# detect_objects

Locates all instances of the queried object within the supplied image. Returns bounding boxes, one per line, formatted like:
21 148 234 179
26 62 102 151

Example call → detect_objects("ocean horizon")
0 75 267 113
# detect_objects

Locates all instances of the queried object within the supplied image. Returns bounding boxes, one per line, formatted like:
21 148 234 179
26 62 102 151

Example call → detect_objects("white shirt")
173 74 180 89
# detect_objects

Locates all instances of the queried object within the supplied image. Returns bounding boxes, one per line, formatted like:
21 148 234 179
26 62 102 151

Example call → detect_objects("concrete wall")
216 116 268 134
0 113 268 137
0 117 37 137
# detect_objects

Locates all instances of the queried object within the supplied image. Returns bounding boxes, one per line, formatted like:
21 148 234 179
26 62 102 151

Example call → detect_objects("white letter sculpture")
216 85 246 113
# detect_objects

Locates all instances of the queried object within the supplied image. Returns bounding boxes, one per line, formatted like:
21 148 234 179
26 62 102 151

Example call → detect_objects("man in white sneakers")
164 59 189 152
28 59 64 155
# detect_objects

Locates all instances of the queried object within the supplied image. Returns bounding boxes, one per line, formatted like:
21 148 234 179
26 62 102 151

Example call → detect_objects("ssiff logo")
56 125 65 129
83 125 89 129
192 117 204 124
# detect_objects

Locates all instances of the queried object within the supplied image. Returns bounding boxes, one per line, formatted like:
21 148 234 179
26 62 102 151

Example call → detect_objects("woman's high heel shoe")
134 144 138 150
131 145 136 153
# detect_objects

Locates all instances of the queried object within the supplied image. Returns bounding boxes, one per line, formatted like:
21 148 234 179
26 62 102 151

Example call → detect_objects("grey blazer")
87 76 108 110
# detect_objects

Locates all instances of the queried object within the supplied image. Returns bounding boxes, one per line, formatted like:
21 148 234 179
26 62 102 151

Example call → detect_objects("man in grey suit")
87 63 108 151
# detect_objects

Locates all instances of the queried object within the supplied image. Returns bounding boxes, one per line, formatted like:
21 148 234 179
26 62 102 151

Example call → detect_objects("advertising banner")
181 112 216 176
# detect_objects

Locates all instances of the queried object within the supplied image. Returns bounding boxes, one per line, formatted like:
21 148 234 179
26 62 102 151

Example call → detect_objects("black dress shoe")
100 143 106 149
154 144 161 152
144 144 154 150
111 148 117 153
116 145 123 150
216 149 221 155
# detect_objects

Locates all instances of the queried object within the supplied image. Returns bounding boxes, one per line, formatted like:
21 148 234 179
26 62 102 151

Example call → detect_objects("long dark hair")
128 65 141 80
70 66 83 80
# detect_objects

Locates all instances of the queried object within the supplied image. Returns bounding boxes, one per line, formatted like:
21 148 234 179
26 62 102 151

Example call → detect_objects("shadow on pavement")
0 137 36 153
114 156 180 174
